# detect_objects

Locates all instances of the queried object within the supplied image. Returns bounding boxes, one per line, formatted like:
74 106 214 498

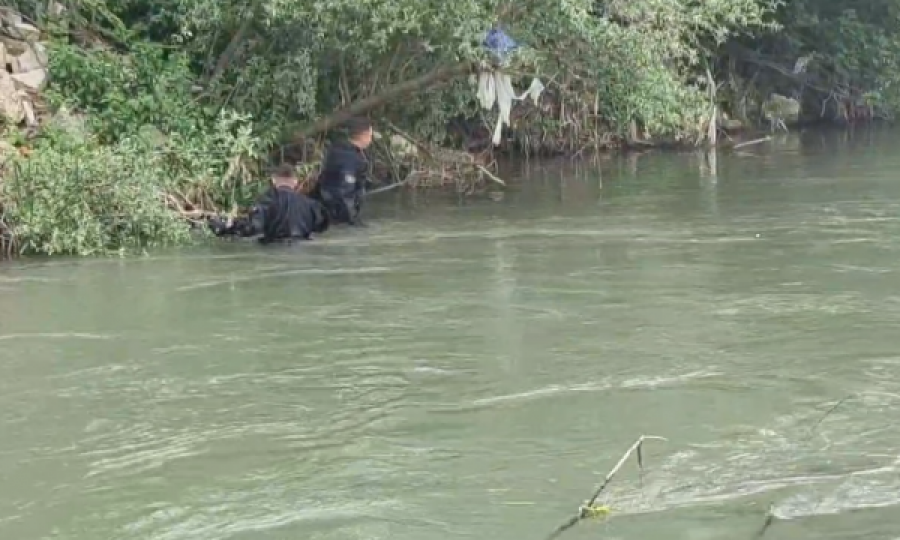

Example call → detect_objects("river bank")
0 121 890 261
1 123 890 262
2 0 899 258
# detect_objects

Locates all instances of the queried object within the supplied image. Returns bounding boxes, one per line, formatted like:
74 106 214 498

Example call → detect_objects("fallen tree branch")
161 192 219 224
732 136 771 150
476 164 505 186
294 62 474 139
543 435 667 540
383 120 507 187
366 180 409 196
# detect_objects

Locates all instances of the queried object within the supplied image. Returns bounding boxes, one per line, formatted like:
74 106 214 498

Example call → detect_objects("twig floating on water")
366 180 409 196
805 394 853 441
477 164 506 186
755 394 856 539
732 136 771 150
543 435 667 540
753 504 777 539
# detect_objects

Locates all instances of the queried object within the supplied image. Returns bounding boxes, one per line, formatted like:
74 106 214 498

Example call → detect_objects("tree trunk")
294 62 474 139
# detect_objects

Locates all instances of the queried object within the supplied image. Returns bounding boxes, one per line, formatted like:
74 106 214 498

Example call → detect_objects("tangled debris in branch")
372 123 505 194
544 435 667 540
751 394 859 539
541 394 871 540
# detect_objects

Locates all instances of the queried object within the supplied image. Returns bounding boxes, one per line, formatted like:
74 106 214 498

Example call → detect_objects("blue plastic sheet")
482 27 519 62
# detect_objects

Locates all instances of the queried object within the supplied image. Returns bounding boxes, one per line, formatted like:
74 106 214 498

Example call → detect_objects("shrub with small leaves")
0 133 193 257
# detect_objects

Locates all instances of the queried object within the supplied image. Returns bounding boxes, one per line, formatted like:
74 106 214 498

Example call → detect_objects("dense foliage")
720 1 900 125
1 0 899 257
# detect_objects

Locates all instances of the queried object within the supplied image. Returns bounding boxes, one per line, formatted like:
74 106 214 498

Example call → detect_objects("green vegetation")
1 0 898 257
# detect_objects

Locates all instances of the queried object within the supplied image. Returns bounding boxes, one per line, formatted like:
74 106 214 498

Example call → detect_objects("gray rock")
0 71 24 124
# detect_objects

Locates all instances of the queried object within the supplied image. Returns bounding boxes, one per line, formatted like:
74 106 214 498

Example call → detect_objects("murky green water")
2 129 900 540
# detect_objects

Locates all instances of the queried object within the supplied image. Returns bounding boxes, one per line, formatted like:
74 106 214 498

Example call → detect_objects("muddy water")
1 129 899 539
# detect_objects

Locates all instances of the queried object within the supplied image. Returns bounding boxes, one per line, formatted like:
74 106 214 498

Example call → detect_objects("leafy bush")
1 134 191 256
45 40 206 144
0 108 263 257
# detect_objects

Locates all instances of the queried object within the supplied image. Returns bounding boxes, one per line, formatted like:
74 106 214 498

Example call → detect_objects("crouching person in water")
209 164 329 243
314 117 374 227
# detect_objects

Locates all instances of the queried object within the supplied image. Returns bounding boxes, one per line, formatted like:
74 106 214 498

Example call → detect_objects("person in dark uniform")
209 164 329 243
314 117 374 227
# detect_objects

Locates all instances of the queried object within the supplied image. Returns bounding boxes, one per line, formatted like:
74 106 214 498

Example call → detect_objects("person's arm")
338 161 361 198
248 186 275 235
356 152 373 192
207 215 235 236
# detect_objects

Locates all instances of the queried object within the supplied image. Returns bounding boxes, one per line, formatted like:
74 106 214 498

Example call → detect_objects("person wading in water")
314 117 374 227
209 164 329 243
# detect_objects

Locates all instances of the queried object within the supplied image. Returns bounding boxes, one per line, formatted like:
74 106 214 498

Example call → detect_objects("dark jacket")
253 186 329 243
317 141 369 198
210 185 329 242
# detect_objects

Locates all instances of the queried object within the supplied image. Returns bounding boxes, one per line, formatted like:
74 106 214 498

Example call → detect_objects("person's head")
346 117 373 149
271 163 298 188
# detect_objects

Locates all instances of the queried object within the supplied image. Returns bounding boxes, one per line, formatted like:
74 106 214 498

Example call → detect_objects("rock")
0 7 23 27
12 43 47 71
7 23 40 42
0 71 23 124
11 69 46 92
20 98 37 126
763 93 801 129
0 42 6 70
5 42 48 92
0 36 26 56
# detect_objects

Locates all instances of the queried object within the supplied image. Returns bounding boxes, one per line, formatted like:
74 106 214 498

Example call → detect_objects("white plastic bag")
476 71 545 145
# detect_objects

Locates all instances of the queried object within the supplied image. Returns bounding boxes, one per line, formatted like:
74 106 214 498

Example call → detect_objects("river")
1 128 899 540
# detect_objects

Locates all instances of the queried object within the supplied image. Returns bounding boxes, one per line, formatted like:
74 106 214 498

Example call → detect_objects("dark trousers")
319 188 363 225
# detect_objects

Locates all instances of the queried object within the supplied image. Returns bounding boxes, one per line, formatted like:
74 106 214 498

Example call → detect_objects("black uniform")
315 141 370 226
209 185 329 243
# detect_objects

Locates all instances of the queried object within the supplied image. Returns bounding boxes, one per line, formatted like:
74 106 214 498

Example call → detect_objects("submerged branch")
754 504 777 539
731 136 771 150
544 435 667 540
753 394 857 539
805 395 852 440
540 395 867 540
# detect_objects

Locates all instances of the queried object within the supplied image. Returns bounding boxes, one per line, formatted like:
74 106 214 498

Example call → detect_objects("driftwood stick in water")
366 180 409 196
805 395 852 440
754 394 855 539
753 504 777 539
477 164 506 186
543 435 667 540
732 136 771 150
